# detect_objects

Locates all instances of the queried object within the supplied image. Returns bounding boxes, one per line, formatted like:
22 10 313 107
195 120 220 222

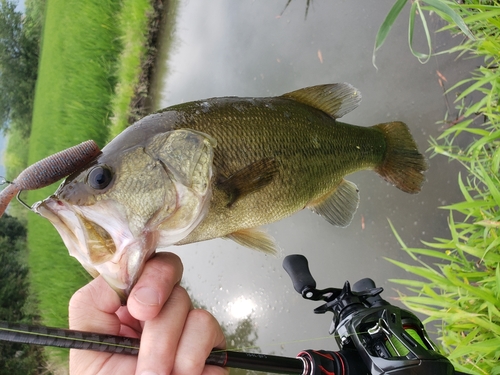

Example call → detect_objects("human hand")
69 252 227 375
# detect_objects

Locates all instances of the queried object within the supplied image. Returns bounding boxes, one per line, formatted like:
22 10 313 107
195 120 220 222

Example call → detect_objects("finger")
173 309 228 375
69 276 136 374
127 252 184 322
116 305 143 337
69 275 122 333
135 285 192 375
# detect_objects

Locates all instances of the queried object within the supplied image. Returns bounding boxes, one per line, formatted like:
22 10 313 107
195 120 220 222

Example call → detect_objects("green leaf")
456 70 500 101
408 1 432 63
386 258 447 283
496 266 500 299
442 200 490 212
389 278 431 287
462 8 500 24
476 163 500 206
423 0 475 40
373 0 408 67
398 247 455 262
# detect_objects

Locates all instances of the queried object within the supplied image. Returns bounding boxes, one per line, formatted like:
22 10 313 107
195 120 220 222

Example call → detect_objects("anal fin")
225 227 278 254
308 179 360 227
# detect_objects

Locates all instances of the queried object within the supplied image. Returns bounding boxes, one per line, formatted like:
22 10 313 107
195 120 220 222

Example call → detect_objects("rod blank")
0 321 304 374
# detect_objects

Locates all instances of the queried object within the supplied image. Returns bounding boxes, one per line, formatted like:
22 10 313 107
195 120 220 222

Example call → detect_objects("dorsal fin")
281 83 361 119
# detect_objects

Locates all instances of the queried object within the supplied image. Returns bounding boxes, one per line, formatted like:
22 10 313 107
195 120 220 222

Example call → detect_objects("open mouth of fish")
34 197 156 302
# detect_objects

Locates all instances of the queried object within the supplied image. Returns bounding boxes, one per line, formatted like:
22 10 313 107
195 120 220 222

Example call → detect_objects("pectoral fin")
217 157 278 207
308 179 360 227
225 227 278 254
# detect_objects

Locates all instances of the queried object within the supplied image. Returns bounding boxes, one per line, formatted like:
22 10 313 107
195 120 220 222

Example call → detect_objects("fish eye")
87 165 113 190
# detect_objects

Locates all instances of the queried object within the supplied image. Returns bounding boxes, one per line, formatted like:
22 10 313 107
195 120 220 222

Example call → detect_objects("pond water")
151 0 476 366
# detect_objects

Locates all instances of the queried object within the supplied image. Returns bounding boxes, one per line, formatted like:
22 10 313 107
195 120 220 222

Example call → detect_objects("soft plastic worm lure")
0 140 101 217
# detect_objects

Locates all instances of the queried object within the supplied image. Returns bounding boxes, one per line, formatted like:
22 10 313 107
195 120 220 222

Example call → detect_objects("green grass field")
25 0 154 336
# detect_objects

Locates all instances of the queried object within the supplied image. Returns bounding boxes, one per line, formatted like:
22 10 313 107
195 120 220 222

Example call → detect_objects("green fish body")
35 83 426 300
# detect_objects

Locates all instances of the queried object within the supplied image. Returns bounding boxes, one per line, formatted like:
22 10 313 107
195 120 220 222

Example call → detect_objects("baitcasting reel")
283 254 467 375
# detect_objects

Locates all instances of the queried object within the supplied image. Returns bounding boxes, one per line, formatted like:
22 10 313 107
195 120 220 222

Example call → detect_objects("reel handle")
283 254 317 297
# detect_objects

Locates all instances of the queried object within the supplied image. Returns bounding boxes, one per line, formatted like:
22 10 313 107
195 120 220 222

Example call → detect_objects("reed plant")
378 2 500 374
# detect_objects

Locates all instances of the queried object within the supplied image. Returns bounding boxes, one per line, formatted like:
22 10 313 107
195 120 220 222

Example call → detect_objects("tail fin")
374 122 427 194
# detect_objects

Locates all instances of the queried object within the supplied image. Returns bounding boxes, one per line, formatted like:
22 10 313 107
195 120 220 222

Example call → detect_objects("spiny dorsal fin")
307 179 360 227
281 83 361 119
217 157 279 207
225 227 278 254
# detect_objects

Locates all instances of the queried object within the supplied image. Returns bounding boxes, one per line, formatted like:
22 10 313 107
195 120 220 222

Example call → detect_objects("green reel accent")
385 328 427 357
406 328 427 348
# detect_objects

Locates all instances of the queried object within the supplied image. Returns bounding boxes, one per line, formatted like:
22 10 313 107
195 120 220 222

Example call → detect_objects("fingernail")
134 287 160 306
140 371 158 375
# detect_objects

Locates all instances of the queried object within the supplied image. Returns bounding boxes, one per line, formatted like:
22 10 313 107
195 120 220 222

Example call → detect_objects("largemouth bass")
34 83 426 300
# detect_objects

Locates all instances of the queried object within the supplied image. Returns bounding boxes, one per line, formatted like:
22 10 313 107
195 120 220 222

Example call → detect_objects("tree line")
0 0 43 138
0 1 49 373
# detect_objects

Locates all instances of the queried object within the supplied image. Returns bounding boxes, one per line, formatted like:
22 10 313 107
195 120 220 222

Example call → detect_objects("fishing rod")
1 254 469 375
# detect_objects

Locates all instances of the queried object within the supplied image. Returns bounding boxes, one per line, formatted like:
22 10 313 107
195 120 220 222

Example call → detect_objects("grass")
22 0 156 364
4 127 30 222
28 0 120 332
379 2 500 374
25 0 121 363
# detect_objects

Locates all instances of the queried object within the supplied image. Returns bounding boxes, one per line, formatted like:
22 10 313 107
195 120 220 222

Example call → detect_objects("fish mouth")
33 197 157 302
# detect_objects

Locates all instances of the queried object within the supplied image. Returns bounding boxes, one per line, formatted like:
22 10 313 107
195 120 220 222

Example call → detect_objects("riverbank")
109 0 179 138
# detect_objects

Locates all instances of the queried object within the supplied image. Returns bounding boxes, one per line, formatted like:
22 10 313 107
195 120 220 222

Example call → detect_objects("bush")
0 214 49 375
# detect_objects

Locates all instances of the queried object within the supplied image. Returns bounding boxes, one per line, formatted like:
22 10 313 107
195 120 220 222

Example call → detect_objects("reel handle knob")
283 254 317 298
